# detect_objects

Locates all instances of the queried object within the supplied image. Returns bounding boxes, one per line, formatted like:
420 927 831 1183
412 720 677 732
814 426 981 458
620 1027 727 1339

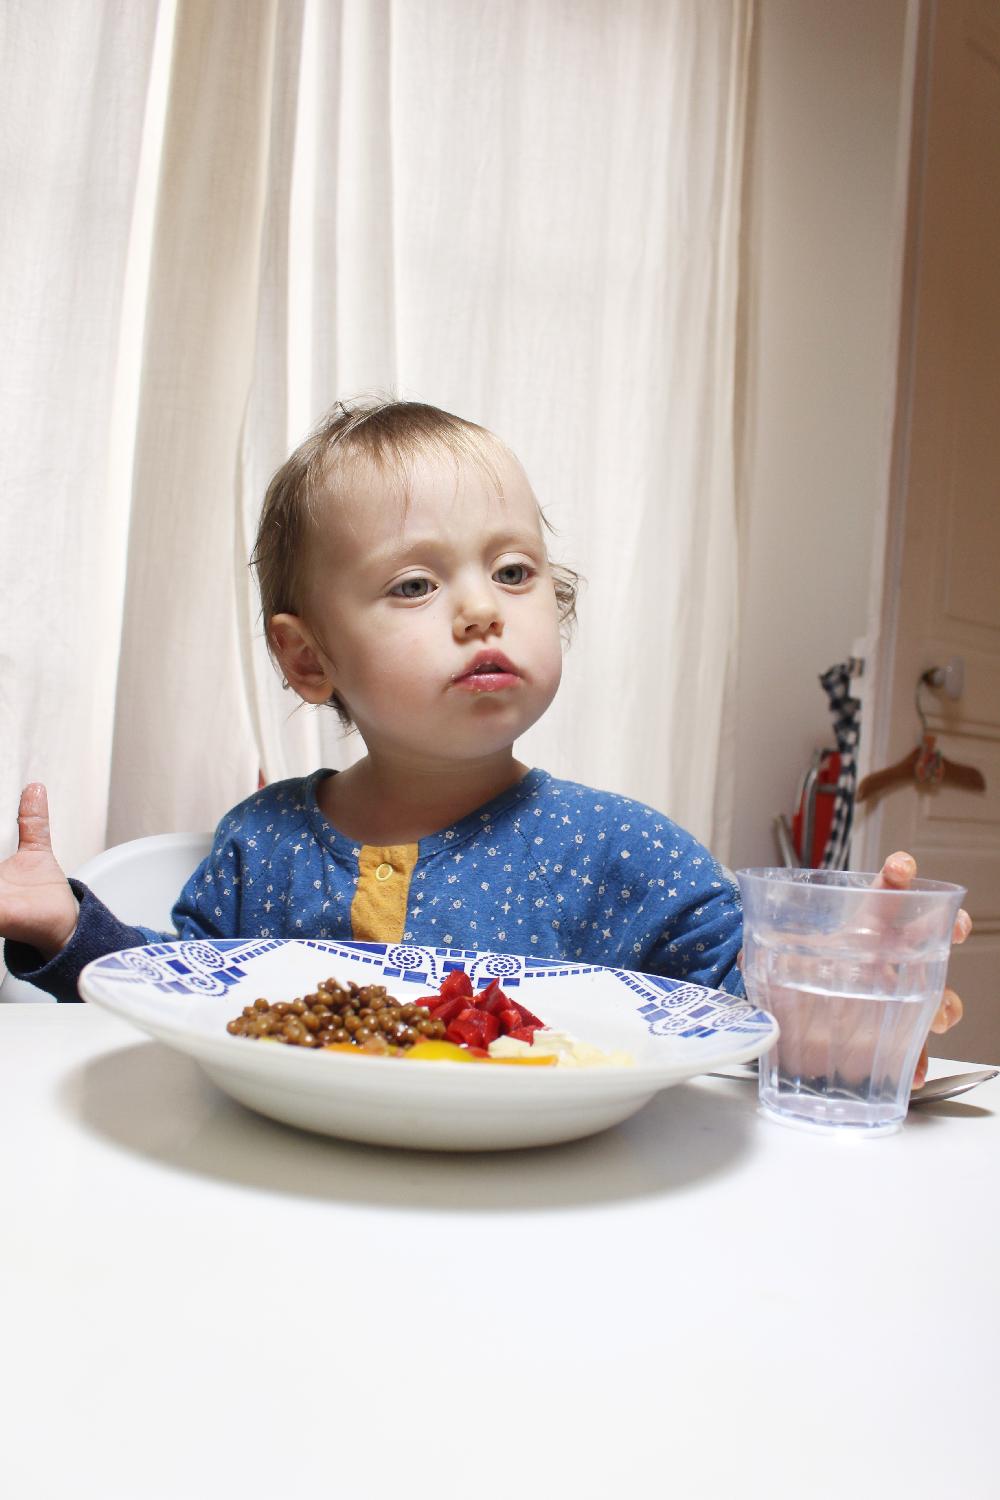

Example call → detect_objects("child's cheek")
534 617 565 693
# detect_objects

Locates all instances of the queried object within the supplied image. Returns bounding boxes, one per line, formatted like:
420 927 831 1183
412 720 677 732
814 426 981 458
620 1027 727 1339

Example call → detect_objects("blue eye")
494 563 532 586
390 577 436 599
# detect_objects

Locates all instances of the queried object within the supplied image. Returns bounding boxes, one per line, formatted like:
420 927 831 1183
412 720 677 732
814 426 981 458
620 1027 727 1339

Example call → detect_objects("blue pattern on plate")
84 940 773 1039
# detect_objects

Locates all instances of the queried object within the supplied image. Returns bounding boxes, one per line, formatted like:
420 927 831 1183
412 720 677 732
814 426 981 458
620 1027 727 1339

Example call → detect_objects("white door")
865 0 1000 1064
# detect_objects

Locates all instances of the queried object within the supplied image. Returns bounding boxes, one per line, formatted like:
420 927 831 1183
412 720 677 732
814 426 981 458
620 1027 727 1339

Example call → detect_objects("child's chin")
431 709 535 755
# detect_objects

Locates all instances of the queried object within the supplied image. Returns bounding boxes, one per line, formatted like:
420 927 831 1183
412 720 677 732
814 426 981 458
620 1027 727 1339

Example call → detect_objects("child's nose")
453 584 503 638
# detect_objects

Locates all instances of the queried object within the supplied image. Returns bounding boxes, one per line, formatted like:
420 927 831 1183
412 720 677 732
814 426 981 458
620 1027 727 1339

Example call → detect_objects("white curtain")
2 0 161 874
2 0 750 883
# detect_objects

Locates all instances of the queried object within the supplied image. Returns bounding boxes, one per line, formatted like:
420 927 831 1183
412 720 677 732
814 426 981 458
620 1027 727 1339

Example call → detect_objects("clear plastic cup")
736 869 966 1135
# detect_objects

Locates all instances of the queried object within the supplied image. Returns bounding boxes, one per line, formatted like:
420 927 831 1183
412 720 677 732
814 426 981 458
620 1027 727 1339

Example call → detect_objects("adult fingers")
953 909 972 944
913 1043 929 1090
16 783 53 854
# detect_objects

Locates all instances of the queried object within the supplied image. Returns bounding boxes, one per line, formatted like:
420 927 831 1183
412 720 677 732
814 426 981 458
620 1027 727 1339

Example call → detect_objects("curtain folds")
2 0 750 878
1 0 160 872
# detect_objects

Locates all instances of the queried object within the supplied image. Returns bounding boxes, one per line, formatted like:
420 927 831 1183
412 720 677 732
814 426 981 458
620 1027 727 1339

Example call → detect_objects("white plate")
79 939 778 1151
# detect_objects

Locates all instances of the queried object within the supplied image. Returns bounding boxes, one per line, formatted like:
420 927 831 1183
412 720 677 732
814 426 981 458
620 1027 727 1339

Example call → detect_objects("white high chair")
0 831 214 1003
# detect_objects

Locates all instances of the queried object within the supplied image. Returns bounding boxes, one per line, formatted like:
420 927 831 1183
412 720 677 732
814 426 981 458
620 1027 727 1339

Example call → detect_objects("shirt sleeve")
2 879 168 1003
2 829 244 1004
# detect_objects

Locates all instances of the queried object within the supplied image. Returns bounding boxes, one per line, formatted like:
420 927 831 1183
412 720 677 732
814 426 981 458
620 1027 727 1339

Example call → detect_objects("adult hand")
0 784 79 960
876 851 971 1088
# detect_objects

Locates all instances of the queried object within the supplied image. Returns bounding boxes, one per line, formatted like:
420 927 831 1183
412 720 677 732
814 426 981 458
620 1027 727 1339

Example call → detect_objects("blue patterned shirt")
6 768 745 1000
174 768 743 990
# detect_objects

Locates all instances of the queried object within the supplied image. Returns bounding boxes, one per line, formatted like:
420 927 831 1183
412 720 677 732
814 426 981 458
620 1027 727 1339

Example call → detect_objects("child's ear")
268 614 337 704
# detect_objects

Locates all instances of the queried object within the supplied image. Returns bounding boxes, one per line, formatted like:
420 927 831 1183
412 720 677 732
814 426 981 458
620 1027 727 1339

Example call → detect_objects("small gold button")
375 862 394 882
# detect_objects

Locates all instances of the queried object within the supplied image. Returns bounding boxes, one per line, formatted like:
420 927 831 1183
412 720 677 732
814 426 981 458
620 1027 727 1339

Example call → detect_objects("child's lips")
451 651 522 693
452 672 521 693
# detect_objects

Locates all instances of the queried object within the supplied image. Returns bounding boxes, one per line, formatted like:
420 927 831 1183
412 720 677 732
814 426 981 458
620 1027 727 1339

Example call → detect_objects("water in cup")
736 870 966 1135
751 969 947 1133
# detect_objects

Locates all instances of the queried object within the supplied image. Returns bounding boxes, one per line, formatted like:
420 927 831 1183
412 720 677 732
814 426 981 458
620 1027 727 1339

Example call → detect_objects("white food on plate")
488 1029 635 1068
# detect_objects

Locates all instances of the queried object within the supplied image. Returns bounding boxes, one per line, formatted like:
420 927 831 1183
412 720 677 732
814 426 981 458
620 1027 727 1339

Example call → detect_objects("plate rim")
78 937 778 1090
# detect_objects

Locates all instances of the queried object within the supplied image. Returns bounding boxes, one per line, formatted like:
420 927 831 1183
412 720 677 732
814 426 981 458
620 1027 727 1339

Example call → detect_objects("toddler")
0 399 969 1079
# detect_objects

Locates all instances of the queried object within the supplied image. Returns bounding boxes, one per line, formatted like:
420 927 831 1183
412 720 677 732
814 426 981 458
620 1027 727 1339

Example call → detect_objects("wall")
729 0 916 869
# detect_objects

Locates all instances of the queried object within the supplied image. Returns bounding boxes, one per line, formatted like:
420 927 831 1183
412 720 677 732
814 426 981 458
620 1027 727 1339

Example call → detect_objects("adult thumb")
17 783 54 854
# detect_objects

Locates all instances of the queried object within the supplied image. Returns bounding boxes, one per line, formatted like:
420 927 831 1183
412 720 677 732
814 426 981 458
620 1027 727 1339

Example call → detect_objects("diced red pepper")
429 994 473 1025
447 1010 500 1049
480 1012 501 1046
483 989 516 1018
419 967 548 1055
479 982 542 1029
497 1006 525 1036
446 1017 478 1048
438 969 473 1001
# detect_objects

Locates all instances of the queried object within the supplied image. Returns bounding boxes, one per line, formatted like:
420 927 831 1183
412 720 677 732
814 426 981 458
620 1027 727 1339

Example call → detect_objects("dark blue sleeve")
4 804 261 1003
3 880 168 1004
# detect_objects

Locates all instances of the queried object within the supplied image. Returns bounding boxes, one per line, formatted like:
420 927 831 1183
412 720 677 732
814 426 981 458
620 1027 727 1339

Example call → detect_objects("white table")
1 1006 996 1500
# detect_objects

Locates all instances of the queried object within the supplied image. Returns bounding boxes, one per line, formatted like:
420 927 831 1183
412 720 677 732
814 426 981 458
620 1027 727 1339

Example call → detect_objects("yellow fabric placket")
350 844 419 943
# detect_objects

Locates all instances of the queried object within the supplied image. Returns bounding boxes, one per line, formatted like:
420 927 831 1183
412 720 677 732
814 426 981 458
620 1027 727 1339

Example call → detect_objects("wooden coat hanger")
856 668 987 804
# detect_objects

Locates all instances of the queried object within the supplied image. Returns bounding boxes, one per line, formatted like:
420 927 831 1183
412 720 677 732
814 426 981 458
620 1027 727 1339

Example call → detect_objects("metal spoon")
708 1065 998 1107
910 1068 999 1105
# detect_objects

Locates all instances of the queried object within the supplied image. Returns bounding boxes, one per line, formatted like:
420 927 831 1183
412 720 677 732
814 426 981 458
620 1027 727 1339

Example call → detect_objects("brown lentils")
225 978 447 1055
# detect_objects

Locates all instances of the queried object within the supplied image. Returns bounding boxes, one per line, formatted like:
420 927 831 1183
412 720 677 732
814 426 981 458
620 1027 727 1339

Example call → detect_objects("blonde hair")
251 395 579 727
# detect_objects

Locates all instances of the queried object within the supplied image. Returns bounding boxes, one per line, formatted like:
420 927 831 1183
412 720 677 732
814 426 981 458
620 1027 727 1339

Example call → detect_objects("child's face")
277 446 564 766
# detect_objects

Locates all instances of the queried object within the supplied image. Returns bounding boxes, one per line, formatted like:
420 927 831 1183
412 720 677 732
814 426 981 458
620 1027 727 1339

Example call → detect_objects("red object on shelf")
791 751 840 867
